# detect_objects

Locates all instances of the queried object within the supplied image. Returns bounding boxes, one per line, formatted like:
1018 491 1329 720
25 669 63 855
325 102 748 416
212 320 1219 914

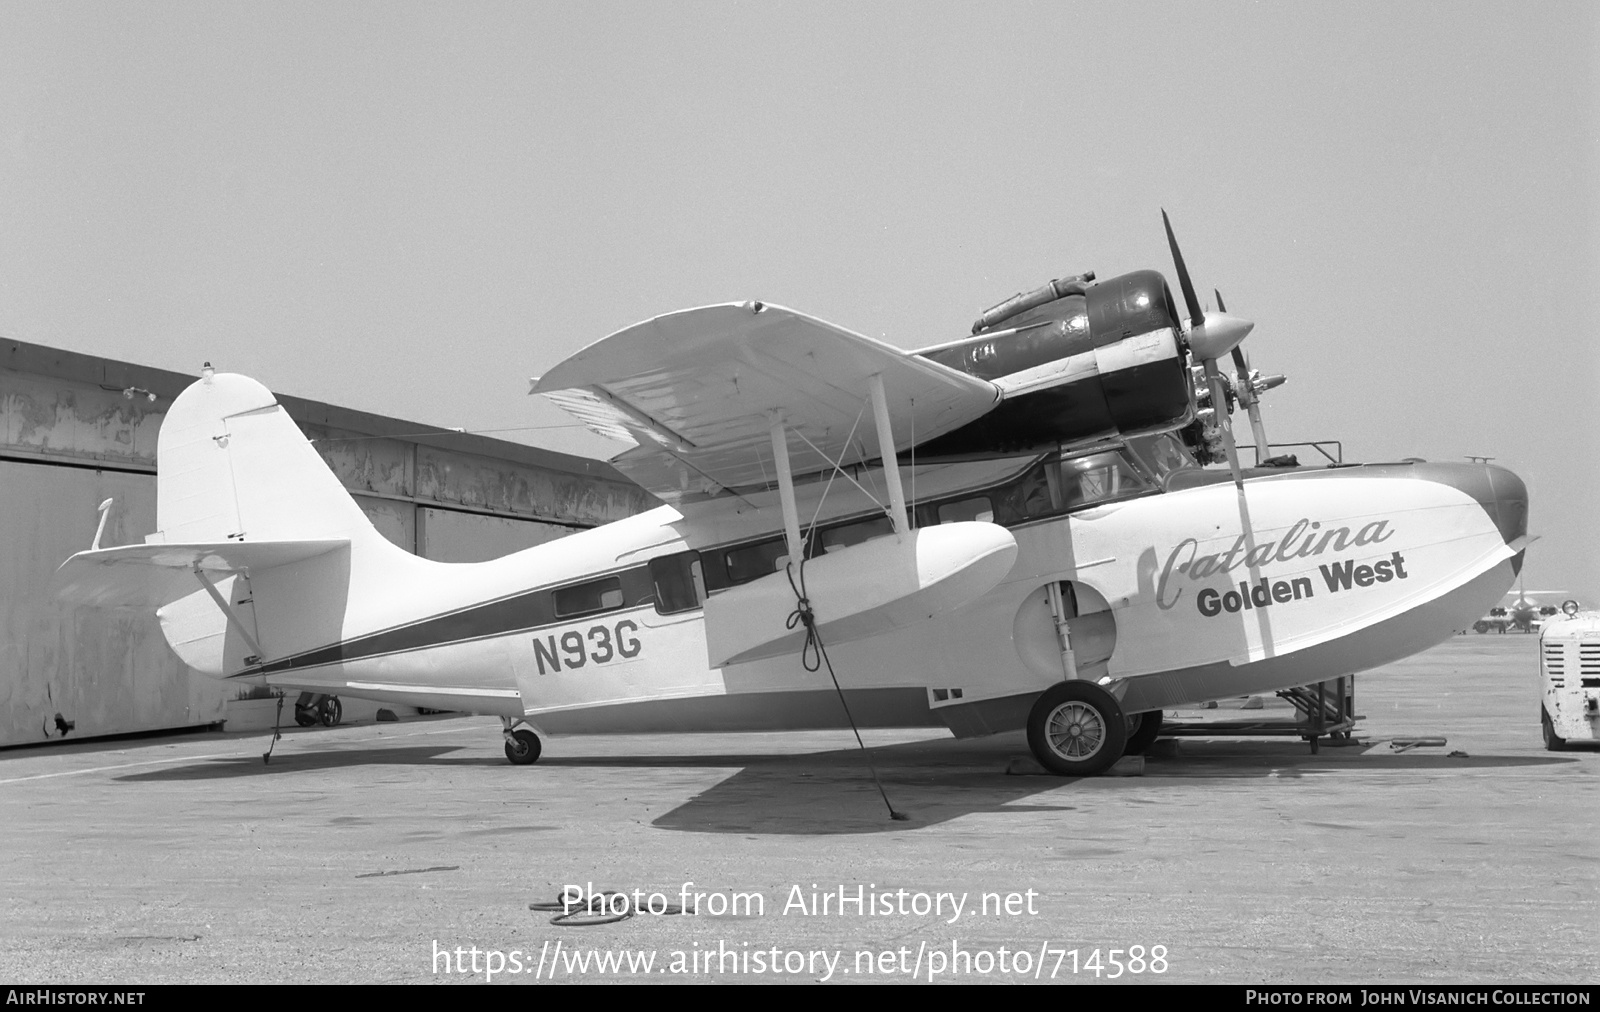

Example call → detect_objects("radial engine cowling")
914 269 1194 456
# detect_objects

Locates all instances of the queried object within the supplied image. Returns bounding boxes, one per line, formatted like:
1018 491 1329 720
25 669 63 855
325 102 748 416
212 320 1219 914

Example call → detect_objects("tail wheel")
1026 681 1127 776
1541 706 1566 752
1124 711 1163 755
505 728 542 765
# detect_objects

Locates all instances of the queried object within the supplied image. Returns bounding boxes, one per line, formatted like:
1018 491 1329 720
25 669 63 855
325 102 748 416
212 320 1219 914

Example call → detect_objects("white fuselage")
239 457 1523 738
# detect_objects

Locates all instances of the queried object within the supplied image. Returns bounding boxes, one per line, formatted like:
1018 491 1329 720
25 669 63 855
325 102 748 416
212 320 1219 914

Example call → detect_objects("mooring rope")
785 559 908 821
261 693 284 765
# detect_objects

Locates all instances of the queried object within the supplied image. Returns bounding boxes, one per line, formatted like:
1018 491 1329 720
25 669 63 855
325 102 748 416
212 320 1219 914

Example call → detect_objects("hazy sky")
2 1 1595 598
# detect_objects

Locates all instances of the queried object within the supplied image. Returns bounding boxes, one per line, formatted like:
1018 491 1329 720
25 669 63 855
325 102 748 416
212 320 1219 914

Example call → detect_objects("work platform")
1158 676 1360 753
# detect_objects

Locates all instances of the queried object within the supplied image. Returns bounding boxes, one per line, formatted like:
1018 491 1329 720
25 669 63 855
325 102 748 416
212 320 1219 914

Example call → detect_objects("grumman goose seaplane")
54 217 1529 777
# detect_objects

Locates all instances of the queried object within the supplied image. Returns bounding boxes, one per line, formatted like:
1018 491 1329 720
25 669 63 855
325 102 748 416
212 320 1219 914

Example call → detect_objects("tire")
1026 681 1128 776
1473 621 1490 634
319 696 342 727
1123 711 1163 755
505 728 542 765
294 711 316 728
1541 706 1566 752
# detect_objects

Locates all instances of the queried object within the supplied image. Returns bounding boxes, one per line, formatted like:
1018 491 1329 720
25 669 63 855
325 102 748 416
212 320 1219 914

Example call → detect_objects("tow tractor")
1539 603 1600 750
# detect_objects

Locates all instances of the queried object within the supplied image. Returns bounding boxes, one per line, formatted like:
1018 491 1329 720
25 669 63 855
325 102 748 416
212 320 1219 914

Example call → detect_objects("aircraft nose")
1408 461 1529 548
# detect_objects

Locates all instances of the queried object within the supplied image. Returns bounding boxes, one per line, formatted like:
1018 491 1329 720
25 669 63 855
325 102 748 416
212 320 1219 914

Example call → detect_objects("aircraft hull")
247 462 1525 740
254 555 1514 735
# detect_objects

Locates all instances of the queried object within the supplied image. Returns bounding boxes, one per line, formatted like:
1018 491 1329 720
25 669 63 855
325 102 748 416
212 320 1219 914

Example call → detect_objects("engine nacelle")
915 269 1195 457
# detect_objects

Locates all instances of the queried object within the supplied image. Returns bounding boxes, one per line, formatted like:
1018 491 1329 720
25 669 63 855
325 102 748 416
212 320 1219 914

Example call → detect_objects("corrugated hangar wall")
0 339 655 748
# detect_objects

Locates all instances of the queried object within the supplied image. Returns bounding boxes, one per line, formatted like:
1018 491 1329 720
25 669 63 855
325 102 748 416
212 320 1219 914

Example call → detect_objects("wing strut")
868 373 910 536
769 417 805 565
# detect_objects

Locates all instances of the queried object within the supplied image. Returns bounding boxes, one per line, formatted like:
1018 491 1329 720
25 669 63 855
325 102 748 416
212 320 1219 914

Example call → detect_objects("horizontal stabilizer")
52 539 349 609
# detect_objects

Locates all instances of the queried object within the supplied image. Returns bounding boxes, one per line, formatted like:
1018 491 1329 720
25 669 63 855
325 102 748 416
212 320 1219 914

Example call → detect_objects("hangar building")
0 339 653 747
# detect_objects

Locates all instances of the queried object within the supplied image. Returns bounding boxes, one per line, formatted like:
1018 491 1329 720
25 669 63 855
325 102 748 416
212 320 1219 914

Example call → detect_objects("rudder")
153 372 396 563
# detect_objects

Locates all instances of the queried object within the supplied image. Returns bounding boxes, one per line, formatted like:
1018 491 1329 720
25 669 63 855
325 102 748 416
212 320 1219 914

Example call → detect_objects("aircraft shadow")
106 733 1583 825
114 744 476 780
644 734 1080 836
0 728 237 762
646 734 1584 836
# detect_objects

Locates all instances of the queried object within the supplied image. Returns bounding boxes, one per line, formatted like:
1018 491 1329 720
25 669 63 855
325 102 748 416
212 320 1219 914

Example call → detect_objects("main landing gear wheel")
319 696 342 727
1123 711 1163 756
1541 706 1567 752
505 728 542 765
1026 681 1128 777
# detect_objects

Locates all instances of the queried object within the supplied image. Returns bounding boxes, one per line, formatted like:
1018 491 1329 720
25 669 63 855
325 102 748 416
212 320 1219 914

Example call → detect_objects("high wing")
532 303 1000 503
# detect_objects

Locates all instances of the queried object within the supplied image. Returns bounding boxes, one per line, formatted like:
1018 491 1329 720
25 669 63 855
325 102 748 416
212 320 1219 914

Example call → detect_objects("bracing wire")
791 424 897 527
805 405 868 534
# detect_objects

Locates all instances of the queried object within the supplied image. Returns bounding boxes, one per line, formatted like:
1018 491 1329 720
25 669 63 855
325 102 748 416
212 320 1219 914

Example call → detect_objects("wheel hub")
1046 702 1105 759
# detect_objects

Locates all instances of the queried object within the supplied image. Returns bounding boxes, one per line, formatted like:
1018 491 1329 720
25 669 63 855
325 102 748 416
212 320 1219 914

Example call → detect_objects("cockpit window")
1124 432 1195 482
1054 451 1151 509
988 448 1154 525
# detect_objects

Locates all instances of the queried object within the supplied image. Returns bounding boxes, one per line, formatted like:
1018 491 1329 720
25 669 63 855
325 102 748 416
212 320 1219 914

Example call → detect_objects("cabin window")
649 552 705 614
554 576 625 618
937 497 994 524
818 516 893 553
723 538 791 585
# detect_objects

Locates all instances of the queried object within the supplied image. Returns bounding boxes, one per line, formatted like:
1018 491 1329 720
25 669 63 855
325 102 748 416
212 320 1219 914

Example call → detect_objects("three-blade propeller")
1161 210 1284 486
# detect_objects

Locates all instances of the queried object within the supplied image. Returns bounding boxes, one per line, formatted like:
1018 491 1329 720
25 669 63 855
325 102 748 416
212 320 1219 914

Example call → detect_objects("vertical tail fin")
145 372 424 675
153 372 397 563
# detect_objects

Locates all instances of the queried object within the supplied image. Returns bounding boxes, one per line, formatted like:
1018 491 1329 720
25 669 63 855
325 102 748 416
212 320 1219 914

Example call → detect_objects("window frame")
552 576 626 619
